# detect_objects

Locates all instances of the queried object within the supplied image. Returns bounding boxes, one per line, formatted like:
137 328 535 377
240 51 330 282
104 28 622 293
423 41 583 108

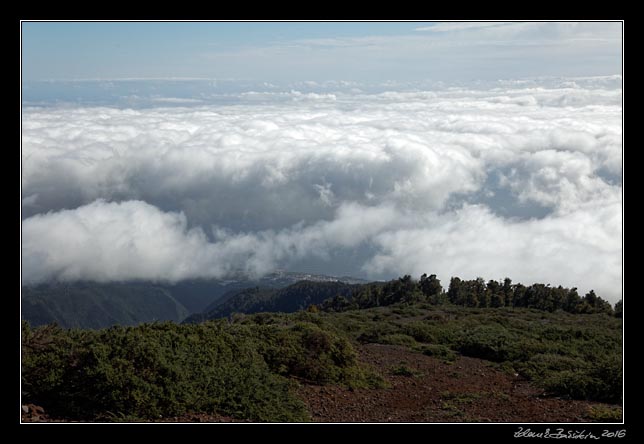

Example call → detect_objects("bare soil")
297 344 618 423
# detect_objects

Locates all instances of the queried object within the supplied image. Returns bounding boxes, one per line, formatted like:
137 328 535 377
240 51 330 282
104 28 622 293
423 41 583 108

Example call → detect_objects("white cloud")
22 199 215 283
364 200 622 302
21 80 623 301
21 199 399 284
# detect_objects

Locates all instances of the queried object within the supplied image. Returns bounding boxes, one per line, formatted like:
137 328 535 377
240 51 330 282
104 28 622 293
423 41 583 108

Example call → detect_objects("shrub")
390 363 420 377
541 370 598 401
455 325 518 362
251 322 356 384
420 344 457 362
587 405 623 422
402 322 437 343
22 321 309 421
356 323 401 344
378 334 417 347
518 353 588 381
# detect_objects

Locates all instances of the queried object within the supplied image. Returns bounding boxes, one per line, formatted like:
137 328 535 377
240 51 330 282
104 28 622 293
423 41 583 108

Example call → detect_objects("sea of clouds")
21 77 623 301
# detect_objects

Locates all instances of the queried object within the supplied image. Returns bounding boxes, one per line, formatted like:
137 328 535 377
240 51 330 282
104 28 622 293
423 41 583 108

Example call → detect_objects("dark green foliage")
614 299 622 318
22 311 384 421
377 333 418 347
390 363 420 377
22 320 309 421
487 280 504 308
382 275 422 305
420 344 456 362
443 278 614 315
21 282 191 329
448 277 464 305
419 273 443 303
503 278 513 307
247 321 362 385
321 295 355 312
349 283 383 309
455 325 518 362
197 281 357 321
584 290 613 315
185 272 618 322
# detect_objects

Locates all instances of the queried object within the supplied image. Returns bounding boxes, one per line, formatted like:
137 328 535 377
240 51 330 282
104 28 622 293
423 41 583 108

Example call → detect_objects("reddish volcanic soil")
296 344 618 423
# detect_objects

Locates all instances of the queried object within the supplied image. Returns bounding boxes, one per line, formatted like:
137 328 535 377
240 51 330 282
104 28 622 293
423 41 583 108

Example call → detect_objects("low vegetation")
22 317 382 422
22 273 622 422
319 304 622 404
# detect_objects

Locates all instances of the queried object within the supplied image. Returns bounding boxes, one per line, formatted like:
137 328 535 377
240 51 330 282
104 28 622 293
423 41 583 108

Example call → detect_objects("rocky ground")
297 344 619 423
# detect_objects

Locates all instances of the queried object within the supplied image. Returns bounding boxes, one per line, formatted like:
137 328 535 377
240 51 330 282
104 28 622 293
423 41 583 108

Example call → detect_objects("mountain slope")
185 280 356 323
22 272 366 329
21 282 190 329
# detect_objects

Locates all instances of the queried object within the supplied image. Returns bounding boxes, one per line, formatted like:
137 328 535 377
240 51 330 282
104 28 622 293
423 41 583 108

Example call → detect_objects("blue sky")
22 21 622 83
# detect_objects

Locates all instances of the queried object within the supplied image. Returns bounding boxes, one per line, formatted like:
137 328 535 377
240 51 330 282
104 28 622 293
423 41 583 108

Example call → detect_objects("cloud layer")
21 79 623 301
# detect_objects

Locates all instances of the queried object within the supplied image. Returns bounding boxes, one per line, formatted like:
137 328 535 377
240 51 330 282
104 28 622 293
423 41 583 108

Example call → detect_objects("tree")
584 290 598 306
352 284 382 309
382 275 420 305
551 286 567 312
614 299 622 318
419 273 443 304
584 290 613 315
322 295 352 312
563 287 581 313
487 280 504 308
513 284 527 308
503 278 513 307
461 278 485 308
474 277 488 308
448 277 463 306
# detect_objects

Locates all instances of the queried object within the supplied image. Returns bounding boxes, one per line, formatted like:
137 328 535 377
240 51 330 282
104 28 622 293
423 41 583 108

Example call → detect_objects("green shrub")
455 325 518 362
523 353 621 404
390 363 421 377
420 344 457 362
22 321 308 421
356 323 401 344
518 353 588 381
249 322 348 382
541 370 598 401
402 322 437 343
586 354 622 404
587 405 622 422
378 334 417 347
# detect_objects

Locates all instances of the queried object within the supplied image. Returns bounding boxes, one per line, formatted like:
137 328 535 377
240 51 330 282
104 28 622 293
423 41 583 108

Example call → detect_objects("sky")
21 22 623 302
22 21 622 82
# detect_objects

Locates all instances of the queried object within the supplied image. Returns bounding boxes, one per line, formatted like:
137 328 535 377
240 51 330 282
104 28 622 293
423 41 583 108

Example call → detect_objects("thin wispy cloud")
195 22 620 82
414 22 505 32
22 22 620 83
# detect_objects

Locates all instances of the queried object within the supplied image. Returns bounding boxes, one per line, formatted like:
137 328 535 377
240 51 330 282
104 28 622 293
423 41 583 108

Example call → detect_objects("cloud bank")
21 79 623 301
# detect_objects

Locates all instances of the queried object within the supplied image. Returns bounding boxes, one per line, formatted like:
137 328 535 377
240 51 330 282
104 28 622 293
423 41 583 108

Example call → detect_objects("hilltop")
21 273 622 423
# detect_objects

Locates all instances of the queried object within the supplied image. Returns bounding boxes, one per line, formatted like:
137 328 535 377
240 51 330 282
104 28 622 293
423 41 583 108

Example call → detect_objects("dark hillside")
21 282 190 329
186 280 357 322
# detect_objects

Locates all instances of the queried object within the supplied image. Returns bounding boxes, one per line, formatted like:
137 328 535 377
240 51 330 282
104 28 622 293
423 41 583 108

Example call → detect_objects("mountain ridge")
21 271 367 329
